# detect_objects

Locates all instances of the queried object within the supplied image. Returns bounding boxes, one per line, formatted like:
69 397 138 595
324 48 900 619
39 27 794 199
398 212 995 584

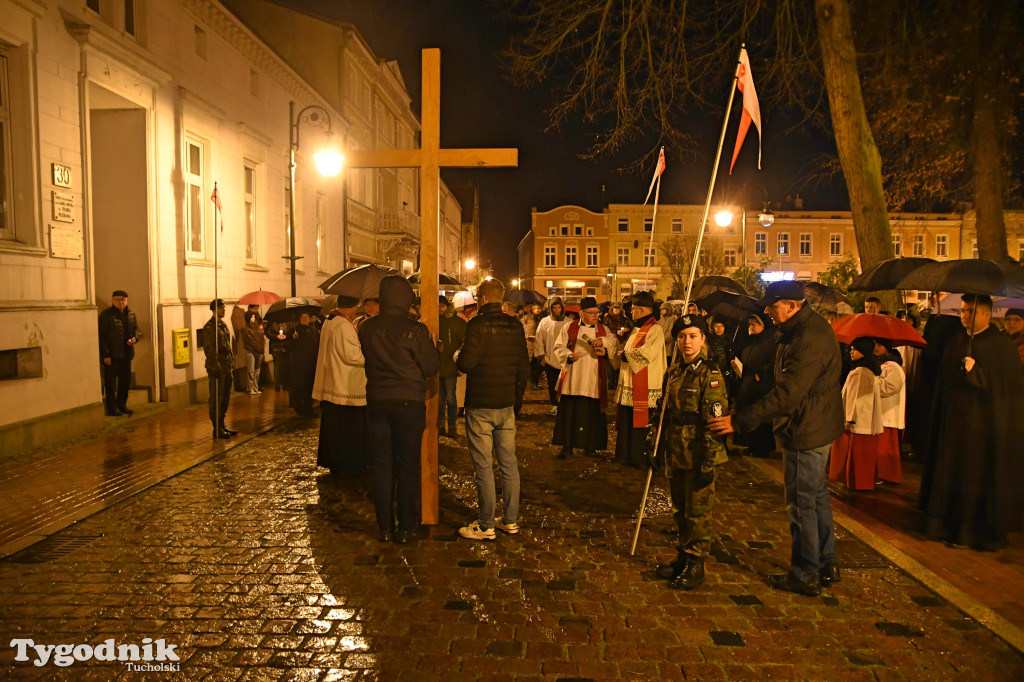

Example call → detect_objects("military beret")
672 314 709 338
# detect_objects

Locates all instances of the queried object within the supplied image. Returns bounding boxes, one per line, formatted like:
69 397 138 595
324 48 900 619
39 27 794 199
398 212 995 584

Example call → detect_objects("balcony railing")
377 207 419 241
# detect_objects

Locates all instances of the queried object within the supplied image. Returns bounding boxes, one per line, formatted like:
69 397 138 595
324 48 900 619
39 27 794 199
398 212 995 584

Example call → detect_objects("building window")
893 234 902 256
544 244 556 267
799 233 811 256
185 136 207 257
644 218 653 232
243 164 258 265
587 227 593 236
778 232 789 255
549 227 555 236
316 193 326 272
617 247 630 266
972 240 978 259
565 246 577 267
643 247 655 267
912 234 924 257
586 245 598 268
87 0 101 12
724 249 737 267
560 224 569 236
124 0 136 36
830 233 842 256
754 232 766 255
671 218 682 233
935 234 948 257
0 53 14 241
574 224 583 236
1018 241 1024 262
617 218 629 232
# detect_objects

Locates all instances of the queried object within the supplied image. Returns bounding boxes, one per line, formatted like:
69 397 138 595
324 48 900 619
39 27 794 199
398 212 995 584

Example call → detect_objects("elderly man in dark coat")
919 294 1024 550
98 289 143 416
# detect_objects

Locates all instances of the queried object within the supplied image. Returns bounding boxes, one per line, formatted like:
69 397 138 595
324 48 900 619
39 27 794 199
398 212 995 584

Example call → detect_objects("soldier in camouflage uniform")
203 299 237 439
650 314 729 590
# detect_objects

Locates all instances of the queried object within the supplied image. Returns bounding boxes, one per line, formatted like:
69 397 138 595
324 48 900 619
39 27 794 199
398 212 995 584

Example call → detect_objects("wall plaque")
52 191 75 223
52 163 72 188
49 224 83 260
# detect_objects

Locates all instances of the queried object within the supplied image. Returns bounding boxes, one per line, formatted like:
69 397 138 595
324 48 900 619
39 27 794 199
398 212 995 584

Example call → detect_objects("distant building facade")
518 205 607 303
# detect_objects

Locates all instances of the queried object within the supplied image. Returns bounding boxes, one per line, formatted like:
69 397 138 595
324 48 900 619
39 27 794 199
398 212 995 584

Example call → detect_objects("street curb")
0 412 298 560
746 457 1024 657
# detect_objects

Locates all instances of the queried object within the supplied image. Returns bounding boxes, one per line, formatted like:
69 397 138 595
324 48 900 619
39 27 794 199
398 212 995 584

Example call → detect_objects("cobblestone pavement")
2 389 1023 680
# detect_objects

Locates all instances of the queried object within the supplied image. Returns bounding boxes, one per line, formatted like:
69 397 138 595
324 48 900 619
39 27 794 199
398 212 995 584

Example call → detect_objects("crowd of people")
99 273 1024 594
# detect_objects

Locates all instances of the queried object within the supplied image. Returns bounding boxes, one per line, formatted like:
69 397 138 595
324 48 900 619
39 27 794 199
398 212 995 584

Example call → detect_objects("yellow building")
519 205 608 303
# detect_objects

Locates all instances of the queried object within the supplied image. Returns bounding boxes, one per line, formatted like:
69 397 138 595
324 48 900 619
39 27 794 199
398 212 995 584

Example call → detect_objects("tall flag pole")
684 45 752 308
642 147 666 287
211 183 222 423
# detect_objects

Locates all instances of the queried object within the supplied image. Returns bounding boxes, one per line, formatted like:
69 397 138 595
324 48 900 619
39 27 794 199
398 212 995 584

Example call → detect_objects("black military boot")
668 556 705 591
655 557 686 581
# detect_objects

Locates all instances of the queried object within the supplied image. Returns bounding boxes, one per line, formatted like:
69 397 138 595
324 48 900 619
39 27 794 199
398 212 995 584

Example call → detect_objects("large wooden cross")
346 48 518 524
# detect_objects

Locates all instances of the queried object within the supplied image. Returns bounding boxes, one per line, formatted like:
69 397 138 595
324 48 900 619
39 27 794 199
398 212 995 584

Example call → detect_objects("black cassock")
919 324 1024 549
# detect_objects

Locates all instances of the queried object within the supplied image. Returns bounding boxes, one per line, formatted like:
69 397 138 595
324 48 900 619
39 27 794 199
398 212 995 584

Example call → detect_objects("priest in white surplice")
552 297 618 459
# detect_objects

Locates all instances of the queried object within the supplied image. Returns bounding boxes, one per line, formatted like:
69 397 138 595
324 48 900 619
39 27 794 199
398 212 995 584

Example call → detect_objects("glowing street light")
714 209 734 228
512 278 520 288
465 258 476 271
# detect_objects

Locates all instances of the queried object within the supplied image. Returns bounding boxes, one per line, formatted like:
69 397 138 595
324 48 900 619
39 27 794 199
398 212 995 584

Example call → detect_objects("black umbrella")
849 257 935 292
407 272 463 287
689 276 748 301
264 297 322 322
894 258 1024 297
695 290 762 322
803 282 850 311
503 289 546 306
319 264 398 299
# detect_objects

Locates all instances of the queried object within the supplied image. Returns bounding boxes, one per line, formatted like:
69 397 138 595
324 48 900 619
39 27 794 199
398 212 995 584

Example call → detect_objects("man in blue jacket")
359 275 440 544
456 278 530 540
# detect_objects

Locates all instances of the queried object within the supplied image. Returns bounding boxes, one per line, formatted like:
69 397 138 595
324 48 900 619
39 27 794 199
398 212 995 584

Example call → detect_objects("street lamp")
287 100 344 296
512 278 520 288
713 184 772 267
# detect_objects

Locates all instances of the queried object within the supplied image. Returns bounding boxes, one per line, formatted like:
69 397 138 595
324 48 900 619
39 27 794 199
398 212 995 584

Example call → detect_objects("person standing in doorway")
98 290 143 416
203 299 237 439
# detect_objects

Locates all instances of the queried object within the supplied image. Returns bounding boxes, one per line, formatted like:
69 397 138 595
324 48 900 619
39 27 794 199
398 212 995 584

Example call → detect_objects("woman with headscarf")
828 337 885 490
612 291 666 468
731 313 777 457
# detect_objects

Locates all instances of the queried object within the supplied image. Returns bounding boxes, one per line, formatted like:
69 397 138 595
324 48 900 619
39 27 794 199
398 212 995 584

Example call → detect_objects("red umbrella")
237 289 281 306
831 313 926 348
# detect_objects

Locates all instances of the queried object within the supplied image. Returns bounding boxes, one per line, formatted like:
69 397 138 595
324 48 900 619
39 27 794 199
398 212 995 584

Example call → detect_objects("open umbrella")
849 257 935 292
237 289 282 306
503 289 546 306
264 297 322 323
407 272 463 287
831 313 926 348
689 276 748 301
803 282 850 311
319 264 398 300
894 258 1024 297
695 290 762 322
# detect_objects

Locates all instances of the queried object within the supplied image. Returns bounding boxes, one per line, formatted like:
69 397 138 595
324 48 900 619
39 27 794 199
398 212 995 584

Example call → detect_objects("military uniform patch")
710 380 720 388
712 401 724 417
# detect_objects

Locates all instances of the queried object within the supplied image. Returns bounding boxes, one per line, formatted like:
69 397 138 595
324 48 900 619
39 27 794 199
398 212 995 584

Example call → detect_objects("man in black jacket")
97 290 142 416
456 278 530 541
359 276 440 544
710 281 843 596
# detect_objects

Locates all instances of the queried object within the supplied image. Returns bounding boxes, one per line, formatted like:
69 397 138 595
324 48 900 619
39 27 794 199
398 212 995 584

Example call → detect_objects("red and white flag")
643 147 666 205
729 48 762 174
210 185 224 231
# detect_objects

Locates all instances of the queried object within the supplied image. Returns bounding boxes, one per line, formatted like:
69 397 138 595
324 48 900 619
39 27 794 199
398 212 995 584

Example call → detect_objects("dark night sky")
276 0 847 280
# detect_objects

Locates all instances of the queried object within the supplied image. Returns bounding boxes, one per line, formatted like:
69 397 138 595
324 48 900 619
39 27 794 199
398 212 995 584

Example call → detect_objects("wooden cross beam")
345 48 518 524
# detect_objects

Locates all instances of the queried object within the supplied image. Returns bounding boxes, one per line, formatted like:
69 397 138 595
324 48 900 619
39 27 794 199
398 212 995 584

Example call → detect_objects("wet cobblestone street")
2 389 1023 680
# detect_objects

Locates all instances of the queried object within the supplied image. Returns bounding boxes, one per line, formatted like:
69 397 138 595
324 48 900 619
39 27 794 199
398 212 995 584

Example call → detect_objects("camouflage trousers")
668 467 717 558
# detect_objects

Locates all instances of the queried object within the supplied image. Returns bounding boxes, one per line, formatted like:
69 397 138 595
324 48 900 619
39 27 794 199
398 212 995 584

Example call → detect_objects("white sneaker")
547 406 558 416
458 520 496 541
495 518 519 535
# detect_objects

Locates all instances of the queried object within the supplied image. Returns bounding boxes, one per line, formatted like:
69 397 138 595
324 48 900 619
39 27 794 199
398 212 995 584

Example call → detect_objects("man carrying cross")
551 297 618 459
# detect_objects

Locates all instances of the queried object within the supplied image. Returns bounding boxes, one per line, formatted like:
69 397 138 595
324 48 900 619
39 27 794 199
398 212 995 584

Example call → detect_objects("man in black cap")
709 280 844 596
202 299 237 439
551 297 618 459
97 290 143 416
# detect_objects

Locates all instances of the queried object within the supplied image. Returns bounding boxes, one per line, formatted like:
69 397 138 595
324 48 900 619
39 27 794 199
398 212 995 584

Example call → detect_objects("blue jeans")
438 377 458 430
783 444 836 581
465 407 520 529
368 401 425 533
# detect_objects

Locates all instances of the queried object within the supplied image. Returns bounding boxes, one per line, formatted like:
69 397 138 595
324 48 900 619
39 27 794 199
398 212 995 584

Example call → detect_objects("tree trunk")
814 0 898 310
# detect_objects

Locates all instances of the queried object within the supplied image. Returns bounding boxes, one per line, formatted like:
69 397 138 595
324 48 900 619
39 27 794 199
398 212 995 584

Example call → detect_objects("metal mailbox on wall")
171 328 191 366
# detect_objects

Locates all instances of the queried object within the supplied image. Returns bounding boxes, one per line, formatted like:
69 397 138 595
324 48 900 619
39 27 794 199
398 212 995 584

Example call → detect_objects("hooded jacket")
358 275 439 403
733 303 844 450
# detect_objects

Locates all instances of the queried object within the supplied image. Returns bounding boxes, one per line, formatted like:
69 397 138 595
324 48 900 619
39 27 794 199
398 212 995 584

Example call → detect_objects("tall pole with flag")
632 46 762 556
211 183 223 427
642 146 666 287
